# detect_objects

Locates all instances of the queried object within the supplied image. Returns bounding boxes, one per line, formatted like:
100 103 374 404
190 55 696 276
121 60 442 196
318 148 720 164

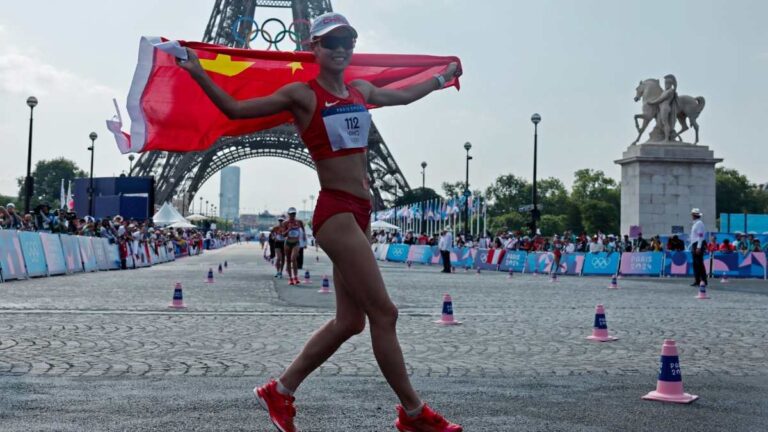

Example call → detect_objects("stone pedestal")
615 143 722 237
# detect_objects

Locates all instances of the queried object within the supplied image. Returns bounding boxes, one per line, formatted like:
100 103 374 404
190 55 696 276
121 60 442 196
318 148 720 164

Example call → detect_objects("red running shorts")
312 188 372 236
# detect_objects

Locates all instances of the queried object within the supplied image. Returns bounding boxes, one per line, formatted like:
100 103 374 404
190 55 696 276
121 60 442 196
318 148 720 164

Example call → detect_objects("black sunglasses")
319 36 356 50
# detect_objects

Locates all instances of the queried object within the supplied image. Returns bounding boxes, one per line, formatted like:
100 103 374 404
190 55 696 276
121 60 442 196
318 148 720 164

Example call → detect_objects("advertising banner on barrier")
664 251 693 276
386 244 410 262
376 244 389 261
106 240 121 270
451 247 475 268
555 253 586 275
525 252 552 274
428 246 442 265
91 237 110 271
407 245 432 264
474 248 507 271
709 252 767 278
619 252 664 276
78 236 98 272
40 232 67 276
0 230 27 281
582 252 621 275
60 235 83 273
498 250 527 273
18 231 48 277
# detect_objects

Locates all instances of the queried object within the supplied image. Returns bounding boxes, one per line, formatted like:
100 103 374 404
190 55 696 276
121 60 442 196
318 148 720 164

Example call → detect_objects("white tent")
371 220 400 231
152 202 187 225
186 213 207 221
168 220 197 229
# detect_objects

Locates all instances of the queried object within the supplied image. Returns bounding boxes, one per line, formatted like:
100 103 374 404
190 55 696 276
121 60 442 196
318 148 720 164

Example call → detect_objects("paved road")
1 243 767 431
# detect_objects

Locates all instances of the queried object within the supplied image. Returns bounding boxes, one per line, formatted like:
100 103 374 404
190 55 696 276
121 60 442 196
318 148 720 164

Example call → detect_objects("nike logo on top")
325 101 340 107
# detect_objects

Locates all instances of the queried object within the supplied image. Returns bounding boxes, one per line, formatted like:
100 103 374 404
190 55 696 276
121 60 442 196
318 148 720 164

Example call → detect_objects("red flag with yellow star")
113 37 461 154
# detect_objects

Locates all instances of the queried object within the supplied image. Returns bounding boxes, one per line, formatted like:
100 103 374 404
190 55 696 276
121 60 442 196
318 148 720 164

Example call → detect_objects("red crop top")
300 79 372 162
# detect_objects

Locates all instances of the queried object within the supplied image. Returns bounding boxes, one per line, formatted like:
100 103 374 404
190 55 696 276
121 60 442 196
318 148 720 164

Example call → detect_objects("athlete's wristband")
434 74 446 89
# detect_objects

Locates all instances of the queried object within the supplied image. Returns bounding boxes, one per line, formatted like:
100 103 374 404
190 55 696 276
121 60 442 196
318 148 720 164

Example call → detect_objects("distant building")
219 166 240 223
240 211 280 231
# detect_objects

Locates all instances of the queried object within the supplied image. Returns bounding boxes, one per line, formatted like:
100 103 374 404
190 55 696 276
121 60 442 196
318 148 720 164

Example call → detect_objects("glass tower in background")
219 166 240 223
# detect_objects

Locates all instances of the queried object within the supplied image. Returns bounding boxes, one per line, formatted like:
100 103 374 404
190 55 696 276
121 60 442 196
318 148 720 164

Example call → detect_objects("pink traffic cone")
218 263 223 274
435 293 462 325
507 269 514 279
206 268 214 283
407 261 412 269
720 274 728 284
608 275 619 289
168 282 187 309
642 339 699 403
304 270 312 284
318 275 332 294
550 272 558 283
451 266 456 273
586 304 618 342
476 267 481 275
696 281 710 299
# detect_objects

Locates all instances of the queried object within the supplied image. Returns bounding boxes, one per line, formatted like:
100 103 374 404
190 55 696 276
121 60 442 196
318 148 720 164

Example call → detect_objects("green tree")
17 158 86 210
393 187 441 207
715 167 768 215
539 214 567 236
488 211 529 234
571 169 620 233
484 174 530 217
0 194 18 208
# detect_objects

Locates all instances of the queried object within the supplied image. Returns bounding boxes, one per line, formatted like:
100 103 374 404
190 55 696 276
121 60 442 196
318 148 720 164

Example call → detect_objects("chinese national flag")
110 37 462 154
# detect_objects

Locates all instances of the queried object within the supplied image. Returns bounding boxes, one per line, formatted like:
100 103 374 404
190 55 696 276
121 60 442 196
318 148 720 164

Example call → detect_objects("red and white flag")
109 37 462 154
485 249 506 265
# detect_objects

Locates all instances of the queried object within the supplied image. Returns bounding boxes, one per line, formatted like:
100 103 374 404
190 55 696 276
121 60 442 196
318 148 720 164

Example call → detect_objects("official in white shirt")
690 208 708 286
438 228 454 273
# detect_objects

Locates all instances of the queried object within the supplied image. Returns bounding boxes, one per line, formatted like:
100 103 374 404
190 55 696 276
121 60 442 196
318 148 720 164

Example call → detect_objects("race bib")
288 229 301 239
322 104 372 151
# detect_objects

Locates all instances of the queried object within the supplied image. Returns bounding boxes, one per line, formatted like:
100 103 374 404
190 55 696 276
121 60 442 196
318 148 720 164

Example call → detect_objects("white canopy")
152 202 187 225
186 213 207 221
168 220 197 229
371 220 400 231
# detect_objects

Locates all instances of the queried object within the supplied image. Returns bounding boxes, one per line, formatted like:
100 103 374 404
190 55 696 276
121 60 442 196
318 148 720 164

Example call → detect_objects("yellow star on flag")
199 54 255 77
287 61 304 75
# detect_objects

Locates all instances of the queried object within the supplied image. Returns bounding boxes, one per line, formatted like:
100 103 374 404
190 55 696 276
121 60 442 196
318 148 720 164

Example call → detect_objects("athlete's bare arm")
177 48 311 120
351 62 460 107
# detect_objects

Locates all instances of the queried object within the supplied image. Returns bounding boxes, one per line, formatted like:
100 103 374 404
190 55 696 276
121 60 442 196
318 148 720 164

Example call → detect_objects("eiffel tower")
130 0 410 212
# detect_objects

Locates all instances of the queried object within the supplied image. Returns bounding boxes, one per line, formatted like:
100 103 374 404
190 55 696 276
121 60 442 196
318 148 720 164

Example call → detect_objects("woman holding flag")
179 12 461 432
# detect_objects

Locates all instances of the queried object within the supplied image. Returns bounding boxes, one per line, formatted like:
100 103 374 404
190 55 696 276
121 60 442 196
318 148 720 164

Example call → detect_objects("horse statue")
632 78 706 144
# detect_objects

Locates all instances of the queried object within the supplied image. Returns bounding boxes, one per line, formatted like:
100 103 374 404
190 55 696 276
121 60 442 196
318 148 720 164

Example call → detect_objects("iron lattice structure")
130 0 410 212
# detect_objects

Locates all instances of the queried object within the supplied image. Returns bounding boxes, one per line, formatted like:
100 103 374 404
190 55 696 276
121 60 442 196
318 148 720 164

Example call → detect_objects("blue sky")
1 0 766 214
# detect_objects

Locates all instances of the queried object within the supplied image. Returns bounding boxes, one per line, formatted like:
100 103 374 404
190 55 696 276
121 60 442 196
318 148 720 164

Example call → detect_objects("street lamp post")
24 96 38 214
463 142 473 237
199 196 203 215
128 155 135 176
88 132 98 216
420 161 427 234
205 200 209 216
530 113 541 236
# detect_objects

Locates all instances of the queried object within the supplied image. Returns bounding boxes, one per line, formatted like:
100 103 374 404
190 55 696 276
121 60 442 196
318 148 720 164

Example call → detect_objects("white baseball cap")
310 12 358 39
287 207 297 214
691 208 702 216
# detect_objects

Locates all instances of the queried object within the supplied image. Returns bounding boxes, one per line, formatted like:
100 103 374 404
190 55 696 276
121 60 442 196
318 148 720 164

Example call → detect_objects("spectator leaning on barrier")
719 238 734 253
650 235 663 252
634 233 650 252
21 213 35 231
6 203 22 229
589 236 604 253
0 206 10 229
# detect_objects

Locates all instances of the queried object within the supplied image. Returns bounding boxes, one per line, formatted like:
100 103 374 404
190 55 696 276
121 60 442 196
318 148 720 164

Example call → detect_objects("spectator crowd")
371 228 767 254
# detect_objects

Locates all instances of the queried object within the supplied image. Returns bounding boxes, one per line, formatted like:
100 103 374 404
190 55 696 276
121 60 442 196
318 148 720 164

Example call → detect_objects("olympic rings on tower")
231 16 312 51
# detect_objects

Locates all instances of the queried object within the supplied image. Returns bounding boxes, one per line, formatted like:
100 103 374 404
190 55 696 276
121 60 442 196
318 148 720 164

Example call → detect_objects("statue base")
615 142 722 237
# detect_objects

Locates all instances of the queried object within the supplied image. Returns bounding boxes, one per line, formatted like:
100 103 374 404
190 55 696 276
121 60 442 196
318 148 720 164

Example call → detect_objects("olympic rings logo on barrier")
231 16 312 51
591 256 610 268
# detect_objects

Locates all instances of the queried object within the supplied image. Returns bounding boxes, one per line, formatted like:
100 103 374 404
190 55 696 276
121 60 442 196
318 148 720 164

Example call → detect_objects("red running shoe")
395 404 462 432
254 380 297 432
288 278 295 286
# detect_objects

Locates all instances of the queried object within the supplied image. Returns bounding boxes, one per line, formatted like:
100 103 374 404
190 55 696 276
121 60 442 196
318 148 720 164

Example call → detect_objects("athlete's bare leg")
284 246 293 279
278 213 421 410
291 247 301 279
275 249 284 275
